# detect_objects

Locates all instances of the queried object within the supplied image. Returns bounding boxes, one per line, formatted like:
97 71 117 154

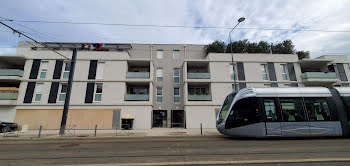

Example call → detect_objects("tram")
216 87 350 137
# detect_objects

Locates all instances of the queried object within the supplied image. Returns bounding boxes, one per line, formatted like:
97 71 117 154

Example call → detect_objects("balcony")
0 87 19 102
124 94 149 101
301 72 339 86
126 72 150 78
188 94 212 101
187 73 210 79
0 69 23 77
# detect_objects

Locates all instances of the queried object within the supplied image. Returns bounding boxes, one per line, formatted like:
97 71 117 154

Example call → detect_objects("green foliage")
206 40 226 54
296 51 310 59
272 40 295 54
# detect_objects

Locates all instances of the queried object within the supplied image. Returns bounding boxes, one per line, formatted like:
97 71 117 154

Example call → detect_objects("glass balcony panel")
126 72 150 78
187 73 210 79
125 94 149 101
301 72 337 79
188 94 212 101
0 92 18 100
0 69 24 77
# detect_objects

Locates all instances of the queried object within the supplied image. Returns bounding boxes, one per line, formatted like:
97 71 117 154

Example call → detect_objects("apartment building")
0 41 349 129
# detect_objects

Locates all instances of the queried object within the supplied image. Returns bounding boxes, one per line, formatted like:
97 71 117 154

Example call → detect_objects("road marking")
59 158 350 166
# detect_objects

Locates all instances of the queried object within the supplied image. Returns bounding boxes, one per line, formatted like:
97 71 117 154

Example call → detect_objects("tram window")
304 98 332 121
228 97 260 122
280 98 307 122
263 99 278 122
218 93 236 121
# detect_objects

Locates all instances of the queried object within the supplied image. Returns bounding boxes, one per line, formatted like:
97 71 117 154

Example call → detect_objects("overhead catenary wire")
0 21 70 59
2 19 350 33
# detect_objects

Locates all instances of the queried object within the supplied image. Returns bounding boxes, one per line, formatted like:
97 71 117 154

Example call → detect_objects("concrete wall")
185 106 219 128
0 106 16 122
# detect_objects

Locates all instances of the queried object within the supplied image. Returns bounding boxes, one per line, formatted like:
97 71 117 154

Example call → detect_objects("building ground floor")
0 105 220 130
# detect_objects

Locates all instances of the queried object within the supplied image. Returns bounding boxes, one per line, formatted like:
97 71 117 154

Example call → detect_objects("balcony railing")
126 72 150 78
187 72 210 79
301 72 337 79
125 94 149 101
188 94 212 101
0 69 23 77
0 92 18 100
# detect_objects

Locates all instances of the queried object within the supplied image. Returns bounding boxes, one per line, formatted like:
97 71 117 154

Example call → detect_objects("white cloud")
0 0 349 58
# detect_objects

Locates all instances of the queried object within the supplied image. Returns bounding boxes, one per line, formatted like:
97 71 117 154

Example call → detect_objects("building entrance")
152 110 167 127
171 110 185 128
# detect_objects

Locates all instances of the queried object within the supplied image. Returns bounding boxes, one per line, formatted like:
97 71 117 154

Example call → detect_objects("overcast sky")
1 0 350 58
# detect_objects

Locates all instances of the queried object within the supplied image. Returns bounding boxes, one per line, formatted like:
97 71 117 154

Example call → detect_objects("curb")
65 158 350 166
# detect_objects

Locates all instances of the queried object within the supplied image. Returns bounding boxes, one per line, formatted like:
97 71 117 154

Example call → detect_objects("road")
0 136 350 165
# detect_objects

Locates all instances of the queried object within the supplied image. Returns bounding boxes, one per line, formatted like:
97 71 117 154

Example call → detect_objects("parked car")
0 121 19 133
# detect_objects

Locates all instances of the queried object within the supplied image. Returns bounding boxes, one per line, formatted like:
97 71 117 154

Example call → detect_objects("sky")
0 0 350 59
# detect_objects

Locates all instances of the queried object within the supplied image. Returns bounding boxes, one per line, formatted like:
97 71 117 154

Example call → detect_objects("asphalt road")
0 136 350 166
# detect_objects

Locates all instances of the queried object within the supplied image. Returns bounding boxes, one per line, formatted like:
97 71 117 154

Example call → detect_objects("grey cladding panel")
337 63 348 81
267 62 277 81
88 60 98 80
24 82 36 103
287 63 297 81
48 82 59 103
29 59 41 79
53 60 63 79
85 82 95 103
237 62 245 81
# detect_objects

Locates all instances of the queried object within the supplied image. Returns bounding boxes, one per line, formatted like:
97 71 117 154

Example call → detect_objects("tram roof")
234 87 332 100
334 87 350 97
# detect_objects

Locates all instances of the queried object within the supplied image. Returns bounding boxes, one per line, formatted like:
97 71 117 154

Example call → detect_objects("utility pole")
59 48 77 135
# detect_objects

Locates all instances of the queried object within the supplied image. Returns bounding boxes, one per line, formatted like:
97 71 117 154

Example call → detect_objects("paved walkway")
1 128 220 139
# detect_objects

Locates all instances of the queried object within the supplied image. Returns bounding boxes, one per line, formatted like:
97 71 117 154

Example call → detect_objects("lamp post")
229 17 245 91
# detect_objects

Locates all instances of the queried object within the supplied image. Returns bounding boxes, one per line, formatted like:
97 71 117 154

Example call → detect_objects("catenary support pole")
59 48 77 135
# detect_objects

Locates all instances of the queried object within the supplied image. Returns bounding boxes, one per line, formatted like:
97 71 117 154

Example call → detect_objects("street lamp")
229 17 245 91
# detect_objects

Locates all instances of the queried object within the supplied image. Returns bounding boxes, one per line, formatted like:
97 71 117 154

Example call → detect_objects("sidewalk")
1 128 221 139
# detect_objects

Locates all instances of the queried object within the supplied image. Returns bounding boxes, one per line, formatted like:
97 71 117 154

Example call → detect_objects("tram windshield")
218 92 237 122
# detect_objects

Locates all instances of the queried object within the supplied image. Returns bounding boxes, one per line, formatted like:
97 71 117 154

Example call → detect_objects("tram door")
262 98 282 135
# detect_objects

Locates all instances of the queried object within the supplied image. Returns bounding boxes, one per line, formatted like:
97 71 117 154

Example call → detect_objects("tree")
206 40 226 54
296 51 310 59
257 41 271 53
226 39 249 53
272 40 295 54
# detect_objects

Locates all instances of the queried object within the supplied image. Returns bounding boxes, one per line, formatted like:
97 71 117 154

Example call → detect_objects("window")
39 61 48 79
157 50 163 59
263 99 278 122
226 98 260 128
129 87 148 94
173 50 180 59
261 64 269 80
174 88 180 103
280 64 289 80
58 84 67 102
156 68 163 82
218 93 236 122
173 68 180 83
280 98 307 122
284 84 291 87
63 62 71 79
230 64 237 80
34 83 44 102
156 87 162 103
94 83 103 102
304 98 332 121
96 62 105 79
189 87 208 95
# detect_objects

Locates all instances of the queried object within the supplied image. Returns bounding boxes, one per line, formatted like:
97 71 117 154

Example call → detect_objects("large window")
156 68 163 83
39 61 48 79
304 98 332 121
157 50 163 59
226 97 260 128
58 84 67 102
261 64 269 80
62 62 71 79
156 87 162 103
263 99 278 122
173 68 180 83
173 50 180 59
96 62 105 79
188 87 208 95
174 88 180 103
280 64 289 80
34 83 44 102
218 93 236 121
94 83 103 102
280 98 307 122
